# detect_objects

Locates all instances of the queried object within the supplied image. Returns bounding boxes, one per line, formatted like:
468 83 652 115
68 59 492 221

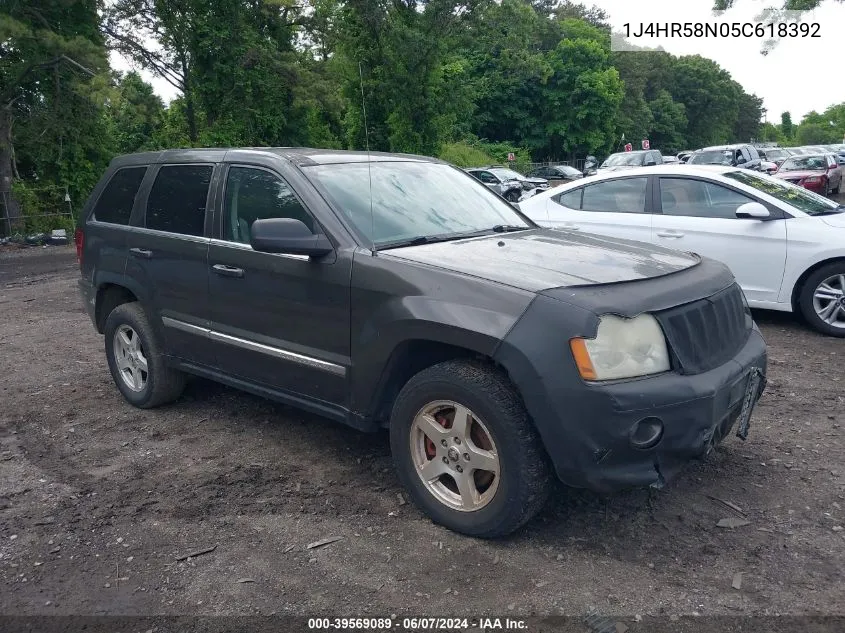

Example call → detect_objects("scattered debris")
732 573 743 590
306 536 343 550
236 578 255 584
507 603 516 611
397 493 406 506
535 580 549 588
716 518 751 529
833 526 843 532
615 624 629 633
757 527 774 533
707 495 745 515
493 554 500 564
283 544 296 553
175 544 218 562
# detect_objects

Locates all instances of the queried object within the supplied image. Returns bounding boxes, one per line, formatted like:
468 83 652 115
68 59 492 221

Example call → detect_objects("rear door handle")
129 248 153 259
656 230 684 238
212 264 245 278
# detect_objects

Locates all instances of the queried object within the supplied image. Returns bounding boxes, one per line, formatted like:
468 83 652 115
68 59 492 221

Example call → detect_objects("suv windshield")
762 149 790 161
723 170 842 216
688 150 733 166
304 162 532 248
489 168 523 181
602 153 644 167
779 155 827 171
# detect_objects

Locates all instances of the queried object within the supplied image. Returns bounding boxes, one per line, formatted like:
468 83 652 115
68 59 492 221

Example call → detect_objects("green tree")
648 90 687 153
780 112 794 140
1 1 110 230
733 92 764 142
538 20 623 159
107 72 166 154
669 55 740 148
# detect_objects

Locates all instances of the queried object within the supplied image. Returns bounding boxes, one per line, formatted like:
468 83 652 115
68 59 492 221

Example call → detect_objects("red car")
774 153 842 196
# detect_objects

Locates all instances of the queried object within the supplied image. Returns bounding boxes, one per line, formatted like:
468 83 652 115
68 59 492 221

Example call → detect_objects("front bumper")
78 277 97 329
495 297 767 493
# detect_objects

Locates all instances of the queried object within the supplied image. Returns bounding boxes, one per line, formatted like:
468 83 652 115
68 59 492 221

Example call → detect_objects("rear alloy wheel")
390 360 552 538
798 264 845 337
104 302 186 407
823 180 831 197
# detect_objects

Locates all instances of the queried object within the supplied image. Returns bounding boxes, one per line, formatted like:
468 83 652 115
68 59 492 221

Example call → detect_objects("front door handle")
129 248 153 259
656 230 684 238
560 223 580 231
212 264 245 278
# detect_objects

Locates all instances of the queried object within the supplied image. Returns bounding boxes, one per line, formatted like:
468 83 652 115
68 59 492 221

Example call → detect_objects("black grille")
655 283 752 375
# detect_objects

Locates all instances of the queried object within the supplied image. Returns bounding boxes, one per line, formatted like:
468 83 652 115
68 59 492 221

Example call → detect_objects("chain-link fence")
0 184 76 239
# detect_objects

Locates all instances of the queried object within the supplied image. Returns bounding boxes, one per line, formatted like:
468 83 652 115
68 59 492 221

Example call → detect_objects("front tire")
798 263 845 337
389 360 552 538
104 302 186 407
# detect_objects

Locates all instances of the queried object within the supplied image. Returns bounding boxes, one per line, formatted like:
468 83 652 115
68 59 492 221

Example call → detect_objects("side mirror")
250 218 333 257
736 202 770 220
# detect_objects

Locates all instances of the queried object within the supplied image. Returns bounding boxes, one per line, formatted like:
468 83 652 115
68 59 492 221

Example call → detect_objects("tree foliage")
0 0 836 233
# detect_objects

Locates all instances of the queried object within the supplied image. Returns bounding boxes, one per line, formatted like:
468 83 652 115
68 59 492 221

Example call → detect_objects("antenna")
359 61 376 255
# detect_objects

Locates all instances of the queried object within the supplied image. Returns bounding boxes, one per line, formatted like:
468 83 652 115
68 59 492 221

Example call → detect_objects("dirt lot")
0 245 843 620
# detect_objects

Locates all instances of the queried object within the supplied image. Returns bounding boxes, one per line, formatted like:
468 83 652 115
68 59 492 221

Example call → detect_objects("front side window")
659 178 753 219
92 167 147 225
581 177 648 213
303 162 531 248
223 167 315 243
145 165 213 236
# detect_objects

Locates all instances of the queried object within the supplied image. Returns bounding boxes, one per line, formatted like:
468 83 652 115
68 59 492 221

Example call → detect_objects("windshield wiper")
376 233 472 251
491 224 530 233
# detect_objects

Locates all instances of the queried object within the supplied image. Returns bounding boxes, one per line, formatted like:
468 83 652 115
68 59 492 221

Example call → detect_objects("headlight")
569 314 670 381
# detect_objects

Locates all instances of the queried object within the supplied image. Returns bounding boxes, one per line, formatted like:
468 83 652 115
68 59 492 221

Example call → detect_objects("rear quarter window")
92 167 148 225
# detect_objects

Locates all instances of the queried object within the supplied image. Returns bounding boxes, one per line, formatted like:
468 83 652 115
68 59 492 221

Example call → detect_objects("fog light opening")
630 417 664 450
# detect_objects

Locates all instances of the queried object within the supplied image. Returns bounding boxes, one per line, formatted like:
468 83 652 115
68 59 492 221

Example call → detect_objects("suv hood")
383 229 700 292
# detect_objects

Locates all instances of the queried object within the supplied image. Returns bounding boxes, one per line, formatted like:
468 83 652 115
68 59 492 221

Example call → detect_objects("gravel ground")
0 245 843 619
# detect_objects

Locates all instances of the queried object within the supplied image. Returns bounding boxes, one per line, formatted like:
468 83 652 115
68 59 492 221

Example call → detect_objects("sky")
109 0 845 123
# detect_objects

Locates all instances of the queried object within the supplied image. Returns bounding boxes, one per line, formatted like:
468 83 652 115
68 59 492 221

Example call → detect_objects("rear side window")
92 167 147 225
145 165 213 236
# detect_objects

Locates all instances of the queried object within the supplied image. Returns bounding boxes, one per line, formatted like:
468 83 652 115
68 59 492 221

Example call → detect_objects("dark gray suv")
76 148 767 537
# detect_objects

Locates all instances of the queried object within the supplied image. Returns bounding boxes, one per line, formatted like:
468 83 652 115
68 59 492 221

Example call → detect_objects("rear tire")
104 302 186 408
505 190 521 203
389 359 552 538
797 263 845 337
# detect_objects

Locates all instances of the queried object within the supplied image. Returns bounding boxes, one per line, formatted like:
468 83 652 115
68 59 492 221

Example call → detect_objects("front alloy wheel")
410 400 500 512
389 360 552 538
812 273 845 330
798 263 845 337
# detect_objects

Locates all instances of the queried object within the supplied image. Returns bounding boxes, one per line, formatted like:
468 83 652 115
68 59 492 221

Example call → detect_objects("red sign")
507 152 516 161
624 143 633 152
642 139 650 150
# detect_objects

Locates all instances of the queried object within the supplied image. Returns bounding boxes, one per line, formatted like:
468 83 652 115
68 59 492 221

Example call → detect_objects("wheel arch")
367 339 504 428
790 256 845 313
95 283 139 334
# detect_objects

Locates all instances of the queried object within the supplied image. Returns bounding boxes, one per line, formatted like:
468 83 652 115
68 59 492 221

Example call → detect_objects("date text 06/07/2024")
306 617 529 630
623 21 821 39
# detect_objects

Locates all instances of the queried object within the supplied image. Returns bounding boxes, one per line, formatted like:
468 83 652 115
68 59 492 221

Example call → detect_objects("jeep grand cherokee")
76 148 767 537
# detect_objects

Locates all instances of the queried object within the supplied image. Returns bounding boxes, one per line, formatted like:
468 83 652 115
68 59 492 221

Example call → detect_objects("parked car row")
518 164 845 337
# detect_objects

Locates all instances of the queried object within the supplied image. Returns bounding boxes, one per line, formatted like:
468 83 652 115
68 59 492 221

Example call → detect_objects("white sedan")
517 165 845 336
